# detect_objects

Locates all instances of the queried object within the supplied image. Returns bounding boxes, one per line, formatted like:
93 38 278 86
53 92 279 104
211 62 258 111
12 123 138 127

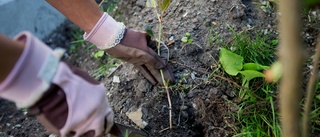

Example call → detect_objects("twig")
159 126 177 133
178 99 185 126
302 35 320 137
171 61 265 100
0 114 3 121
159 127 170 133
224 117 237 133
171 61 246 90
167 40 175 47
98 0 104 7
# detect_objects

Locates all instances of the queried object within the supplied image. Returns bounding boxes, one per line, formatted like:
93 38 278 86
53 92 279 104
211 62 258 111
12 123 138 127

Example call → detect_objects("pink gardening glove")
84 13 175 86
0 32 113 137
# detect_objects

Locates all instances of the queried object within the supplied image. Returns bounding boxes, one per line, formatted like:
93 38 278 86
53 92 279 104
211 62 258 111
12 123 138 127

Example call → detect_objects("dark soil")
1 0 320 137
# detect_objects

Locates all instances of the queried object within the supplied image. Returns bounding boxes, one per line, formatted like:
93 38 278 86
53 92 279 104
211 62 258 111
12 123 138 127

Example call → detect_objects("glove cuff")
0 32 63 108
83 12 126 50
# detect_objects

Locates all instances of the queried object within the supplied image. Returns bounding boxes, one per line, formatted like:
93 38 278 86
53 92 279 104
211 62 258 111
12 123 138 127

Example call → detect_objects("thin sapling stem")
153 6 173 130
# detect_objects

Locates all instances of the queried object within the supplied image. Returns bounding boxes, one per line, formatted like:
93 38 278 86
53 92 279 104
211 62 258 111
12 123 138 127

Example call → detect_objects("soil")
1 0 320 137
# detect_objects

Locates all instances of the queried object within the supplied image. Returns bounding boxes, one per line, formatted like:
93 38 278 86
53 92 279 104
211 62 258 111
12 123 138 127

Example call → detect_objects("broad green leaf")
159 0 172 11
243 63 269 71
94 50 105 58
187 39 193 44
239 70 265 87
146 0 157 8
220 48 244 76
181 37 188 43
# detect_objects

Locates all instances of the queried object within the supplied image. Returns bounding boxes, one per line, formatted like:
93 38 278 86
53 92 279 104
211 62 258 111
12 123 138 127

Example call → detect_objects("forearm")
0 35 24 83
45 0 103 33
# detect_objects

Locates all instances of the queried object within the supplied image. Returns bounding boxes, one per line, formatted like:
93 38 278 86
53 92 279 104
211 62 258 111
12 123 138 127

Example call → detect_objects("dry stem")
279 0 304 136
302 35 320 137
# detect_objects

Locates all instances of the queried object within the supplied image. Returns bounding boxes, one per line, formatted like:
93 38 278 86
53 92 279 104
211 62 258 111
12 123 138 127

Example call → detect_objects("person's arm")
0 35 24 82
45 0 175 85
45 0 102 34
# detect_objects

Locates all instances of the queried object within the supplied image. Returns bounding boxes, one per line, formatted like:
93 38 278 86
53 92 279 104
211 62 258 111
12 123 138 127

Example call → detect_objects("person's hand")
84 13 175 86
29 63 113 137
0 32 113 137
105 29 174 85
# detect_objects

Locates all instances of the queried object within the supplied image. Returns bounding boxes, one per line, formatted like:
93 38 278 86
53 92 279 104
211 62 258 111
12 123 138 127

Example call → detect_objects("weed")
91 56 121 79
181 32 193 44
219 48 269 99
212 25 282 136
70 29 85 53
252 0 277 13
93 50 105 59
208 27 224 49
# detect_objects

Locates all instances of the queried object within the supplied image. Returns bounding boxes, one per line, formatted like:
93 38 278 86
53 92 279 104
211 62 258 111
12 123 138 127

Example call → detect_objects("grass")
308 81 320 135
225 24 277 65
216 11 320 136
234 84 282 137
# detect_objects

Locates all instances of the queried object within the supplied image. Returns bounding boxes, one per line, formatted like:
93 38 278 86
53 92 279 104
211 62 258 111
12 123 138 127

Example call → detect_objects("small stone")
14 124 22 128
169 36 174 41
126 108 148 128
6 123 10 127
191 72 196 80
183 12 188 17
192 103 197 110
112 76 120 83
181 105 188 110
264 29 268 35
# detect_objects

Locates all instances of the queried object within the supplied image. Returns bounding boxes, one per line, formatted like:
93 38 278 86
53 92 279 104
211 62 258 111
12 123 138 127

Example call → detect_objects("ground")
0 0 319 137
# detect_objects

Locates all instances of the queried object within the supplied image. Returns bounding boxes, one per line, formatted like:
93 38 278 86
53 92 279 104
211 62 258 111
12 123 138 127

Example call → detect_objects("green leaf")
159 0 172 11
185 32 191 37
243 63 269 71
219 48 244 76
181 37 188 43
143 23 155 38
187 39 193 44
94 50 105 58
146 0 157 8
239 70 265 87
271 39 278 46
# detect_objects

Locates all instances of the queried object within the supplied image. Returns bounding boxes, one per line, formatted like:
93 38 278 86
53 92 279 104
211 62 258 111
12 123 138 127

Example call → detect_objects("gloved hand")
0 32 113 137
84 13 175 86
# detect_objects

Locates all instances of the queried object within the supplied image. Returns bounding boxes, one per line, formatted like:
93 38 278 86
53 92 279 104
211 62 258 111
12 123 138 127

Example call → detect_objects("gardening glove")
84 12 175 85
0 32 113 137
